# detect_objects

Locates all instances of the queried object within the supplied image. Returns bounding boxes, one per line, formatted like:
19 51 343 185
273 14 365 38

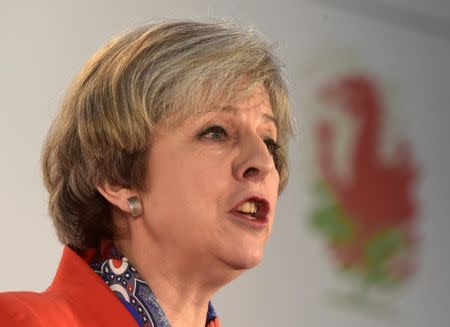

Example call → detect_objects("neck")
115 220 240 327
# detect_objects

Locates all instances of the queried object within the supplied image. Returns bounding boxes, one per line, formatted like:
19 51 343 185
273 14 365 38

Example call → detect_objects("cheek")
267 171 280 221
271 171 280 197
146 150 230 222
180 158 231 218
190 160 229 190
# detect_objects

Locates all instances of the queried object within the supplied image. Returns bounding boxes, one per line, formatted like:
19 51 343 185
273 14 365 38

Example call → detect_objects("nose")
232 132 277 182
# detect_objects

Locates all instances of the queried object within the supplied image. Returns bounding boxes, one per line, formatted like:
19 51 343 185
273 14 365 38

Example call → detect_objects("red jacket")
0 246 138 326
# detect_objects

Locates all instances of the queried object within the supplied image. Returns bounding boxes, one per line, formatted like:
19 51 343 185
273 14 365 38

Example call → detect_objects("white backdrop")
1 1 449 326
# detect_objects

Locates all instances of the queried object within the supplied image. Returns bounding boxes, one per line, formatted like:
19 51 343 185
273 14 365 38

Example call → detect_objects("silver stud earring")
127 196 143 217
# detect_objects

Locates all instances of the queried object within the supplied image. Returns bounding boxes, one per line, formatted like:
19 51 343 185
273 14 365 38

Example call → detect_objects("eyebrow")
262 113 277 126
219 105 278 129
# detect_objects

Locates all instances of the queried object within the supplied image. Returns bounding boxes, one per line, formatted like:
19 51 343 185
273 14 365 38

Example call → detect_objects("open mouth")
230 197 270 224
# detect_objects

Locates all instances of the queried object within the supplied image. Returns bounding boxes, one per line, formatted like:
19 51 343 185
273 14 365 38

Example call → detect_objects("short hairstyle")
42 20 294 251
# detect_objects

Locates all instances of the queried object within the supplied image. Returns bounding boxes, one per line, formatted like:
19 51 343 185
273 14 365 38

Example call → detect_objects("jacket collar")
46 246 138 326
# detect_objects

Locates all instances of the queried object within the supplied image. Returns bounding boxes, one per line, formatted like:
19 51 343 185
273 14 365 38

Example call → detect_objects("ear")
96 183 135 215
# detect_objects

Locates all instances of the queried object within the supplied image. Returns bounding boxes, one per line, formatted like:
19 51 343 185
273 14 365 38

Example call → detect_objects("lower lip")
228 211 269 229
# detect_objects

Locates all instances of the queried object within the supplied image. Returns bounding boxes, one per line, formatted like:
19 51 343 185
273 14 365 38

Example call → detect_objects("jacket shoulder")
0 291 49 326
0 246 138 327
0 289 87 326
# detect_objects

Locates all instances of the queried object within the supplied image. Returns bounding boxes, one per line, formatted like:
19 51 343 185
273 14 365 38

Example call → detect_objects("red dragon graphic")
312 73 419 286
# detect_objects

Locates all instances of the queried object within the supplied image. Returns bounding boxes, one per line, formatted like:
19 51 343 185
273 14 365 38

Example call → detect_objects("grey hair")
42 19 294 251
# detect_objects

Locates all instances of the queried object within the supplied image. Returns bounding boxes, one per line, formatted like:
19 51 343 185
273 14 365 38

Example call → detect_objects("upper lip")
229 196 270 220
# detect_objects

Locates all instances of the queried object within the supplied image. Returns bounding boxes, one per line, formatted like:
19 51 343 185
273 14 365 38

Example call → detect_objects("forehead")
222 85 272 112
220 97 276 129
167 84 277 128
218 86 276 128
205 85 275 122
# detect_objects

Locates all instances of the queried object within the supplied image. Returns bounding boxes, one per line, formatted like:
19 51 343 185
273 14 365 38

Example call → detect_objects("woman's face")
139 85 280 272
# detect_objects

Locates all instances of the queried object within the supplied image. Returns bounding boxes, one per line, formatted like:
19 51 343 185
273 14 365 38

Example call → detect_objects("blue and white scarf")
90 245 220 327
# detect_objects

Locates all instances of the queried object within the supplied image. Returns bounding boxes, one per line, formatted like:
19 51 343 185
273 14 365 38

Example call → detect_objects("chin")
223 247 265 271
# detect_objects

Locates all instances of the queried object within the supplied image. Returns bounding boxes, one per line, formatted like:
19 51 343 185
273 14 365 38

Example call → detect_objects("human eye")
264 138 281 156
197 125 229 141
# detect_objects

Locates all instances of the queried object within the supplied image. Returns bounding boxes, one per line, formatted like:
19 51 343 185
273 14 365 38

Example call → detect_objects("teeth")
237 201 258 214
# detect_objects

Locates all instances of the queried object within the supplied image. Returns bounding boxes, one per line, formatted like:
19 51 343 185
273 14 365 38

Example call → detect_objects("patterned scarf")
89 245 220 327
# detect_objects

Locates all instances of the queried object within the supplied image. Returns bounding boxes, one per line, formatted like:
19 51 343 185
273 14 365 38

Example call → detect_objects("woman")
0 20 293 327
